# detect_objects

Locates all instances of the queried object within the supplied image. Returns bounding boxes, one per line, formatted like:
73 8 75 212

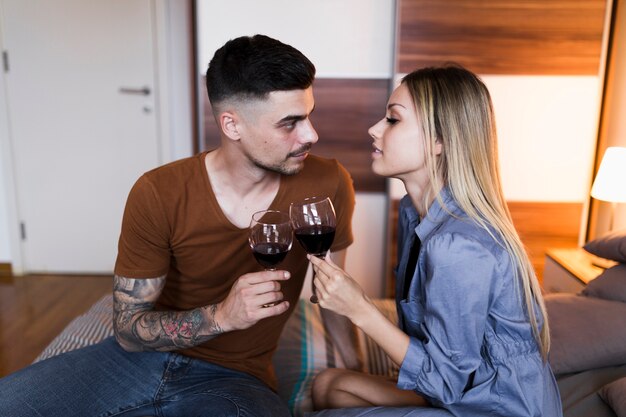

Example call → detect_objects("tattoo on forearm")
113 275 224 351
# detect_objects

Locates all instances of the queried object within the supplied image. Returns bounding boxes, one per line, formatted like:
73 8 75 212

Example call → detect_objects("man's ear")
219 111 241 141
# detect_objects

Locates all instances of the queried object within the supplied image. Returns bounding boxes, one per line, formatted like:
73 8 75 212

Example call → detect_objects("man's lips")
372 144 382 154
289 146 312 158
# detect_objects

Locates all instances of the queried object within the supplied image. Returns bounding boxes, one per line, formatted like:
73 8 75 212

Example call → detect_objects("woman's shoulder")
425 216 509 266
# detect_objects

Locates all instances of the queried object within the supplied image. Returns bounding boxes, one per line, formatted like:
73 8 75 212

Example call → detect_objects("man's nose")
300 119 319 144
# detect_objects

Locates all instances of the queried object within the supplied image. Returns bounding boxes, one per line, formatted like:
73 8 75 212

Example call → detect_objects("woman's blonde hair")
402 65 550 359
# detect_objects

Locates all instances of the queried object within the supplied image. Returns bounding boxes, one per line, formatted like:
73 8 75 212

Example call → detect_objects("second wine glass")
289 196 336 303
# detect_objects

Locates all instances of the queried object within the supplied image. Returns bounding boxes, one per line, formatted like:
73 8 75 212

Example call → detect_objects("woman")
308 65 562 417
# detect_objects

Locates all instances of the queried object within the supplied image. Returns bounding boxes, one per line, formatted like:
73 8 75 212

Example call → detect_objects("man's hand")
215 270 291 332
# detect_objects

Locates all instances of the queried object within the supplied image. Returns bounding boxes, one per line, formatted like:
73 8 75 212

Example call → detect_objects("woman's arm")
319 250 364 371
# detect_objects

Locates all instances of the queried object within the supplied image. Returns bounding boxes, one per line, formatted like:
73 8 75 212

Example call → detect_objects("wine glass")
249 210 293 271
289 196 336 303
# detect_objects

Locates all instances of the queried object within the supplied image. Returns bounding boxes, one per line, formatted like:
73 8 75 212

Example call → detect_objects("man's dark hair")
205 34 316 105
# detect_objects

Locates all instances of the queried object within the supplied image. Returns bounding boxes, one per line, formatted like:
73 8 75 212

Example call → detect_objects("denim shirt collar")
414 187 460 243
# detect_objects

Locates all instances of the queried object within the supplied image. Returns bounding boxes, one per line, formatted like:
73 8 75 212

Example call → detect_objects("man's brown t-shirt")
114 151 355 389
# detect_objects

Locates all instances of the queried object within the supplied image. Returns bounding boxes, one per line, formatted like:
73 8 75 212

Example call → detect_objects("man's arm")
320 249 364 371
113 269 291 352
113 275 225 351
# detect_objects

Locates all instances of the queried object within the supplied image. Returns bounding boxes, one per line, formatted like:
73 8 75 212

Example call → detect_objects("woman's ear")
219 112 241 141
434 139 444 156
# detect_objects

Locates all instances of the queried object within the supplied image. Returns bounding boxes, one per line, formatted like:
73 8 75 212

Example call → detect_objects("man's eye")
386 117 398 125
279 120 297 130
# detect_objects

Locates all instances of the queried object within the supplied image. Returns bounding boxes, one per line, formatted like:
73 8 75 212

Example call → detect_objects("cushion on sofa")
584 229 626 262
546 293 626 374
582 264 626 303
599 376 626 417
274 299 398 416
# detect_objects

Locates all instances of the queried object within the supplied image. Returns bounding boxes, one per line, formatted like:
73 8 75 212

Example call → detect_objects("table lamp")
590 146 626 231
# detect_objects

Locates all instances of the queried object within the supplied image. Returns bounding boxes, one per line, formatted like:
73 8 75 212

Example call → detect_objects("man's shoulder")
133 152 206 198
144 152 204 179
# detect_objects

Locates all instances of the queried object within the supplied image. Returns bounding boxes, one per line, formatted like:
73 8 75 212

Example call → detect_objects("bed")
36 288 626 417
35 230 626 416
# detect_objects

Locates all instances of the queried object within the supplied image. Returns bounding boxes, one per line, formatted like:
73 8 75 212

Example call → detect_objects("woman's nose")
368 119 383 140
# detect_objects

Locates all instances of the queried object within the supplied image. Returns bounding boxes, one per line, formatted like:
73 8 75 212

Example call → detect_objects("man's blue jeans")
0 337 291 417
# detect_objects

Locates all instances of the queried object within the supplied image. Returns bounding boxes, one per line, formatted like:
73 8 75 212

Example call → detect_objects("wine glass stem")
263 267 277 307
309 253 325 304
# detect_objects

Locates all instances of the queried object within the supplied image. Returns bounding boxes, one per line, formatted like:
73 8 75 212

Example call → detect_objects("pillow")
273 299 398 417
582 264 626 303
546 293 626 374
599 377 626 417
584 228 626 262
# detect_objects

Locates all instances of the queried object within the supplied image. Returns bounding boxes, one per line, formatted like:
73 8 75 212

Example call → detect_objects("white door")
2 0 161 273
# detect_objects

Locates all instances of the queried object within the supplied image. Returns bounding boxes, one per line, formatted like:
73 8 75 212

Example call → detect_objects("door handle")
119 86 151 96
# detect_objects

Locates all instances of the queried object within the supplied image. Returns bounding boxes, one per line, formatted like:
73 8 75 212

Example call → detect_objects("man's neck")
204 149 281 228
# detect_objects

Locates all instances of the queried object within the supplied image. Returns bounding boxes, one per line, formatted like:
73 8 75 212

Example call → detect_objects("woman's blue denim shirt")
394 189 562 417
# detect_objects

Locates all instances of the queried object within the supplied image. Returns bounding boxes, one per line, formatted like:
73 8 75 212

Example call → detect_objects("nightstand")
543 248 616 294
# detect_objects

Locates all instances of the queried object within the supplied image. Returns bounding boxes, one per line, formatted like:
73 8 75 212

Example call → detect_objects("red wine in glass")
252 242 290 269
249 210 293 271
249 210 293 307
289 196 336 303
293 225 336 257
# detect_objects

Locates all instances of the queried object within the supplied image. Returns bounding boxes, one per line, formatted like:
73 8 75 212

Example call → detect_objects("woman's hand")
308 254 370 325
309 255 410 366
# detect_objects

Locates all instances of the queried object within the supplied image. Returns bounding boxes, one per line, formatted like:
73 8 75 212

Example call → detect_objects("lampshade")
590 147 626 203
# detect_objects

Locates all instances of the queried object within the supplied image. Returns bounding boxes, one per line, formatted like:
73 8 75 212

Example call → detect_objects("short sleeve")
114 175 171 278
398 233 498 404
329 161 355 252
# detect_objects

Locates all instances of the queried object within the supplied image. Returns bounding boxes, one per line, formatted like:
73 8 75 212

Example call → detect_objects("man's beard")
251 145 312 176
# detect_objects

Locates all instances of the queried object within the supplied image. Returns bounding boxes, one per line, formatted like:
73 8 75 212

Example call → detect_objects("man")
0 34 358 416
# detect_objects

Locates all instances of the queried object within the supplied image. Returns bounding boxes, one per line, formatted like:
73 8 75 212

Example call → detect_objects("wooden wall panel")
398 0 607 75
509 201 583 279
201 78 390 192
385 200 583 297
308 79 389 192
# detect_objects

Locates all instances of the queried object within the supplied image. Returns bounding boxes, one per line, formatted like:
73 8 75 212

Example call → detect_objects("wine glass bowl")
289 196 337 303
249 210 293 271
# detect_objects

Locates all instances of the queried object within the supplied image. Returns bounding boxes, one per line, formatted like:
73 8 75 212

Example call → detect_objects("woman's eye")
386 117 398 125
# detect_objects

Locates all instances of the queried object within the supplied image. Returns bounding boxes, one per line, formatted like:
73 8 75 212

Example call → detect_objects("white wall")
155 0 194 162
196 0 395 79
390 75 602 202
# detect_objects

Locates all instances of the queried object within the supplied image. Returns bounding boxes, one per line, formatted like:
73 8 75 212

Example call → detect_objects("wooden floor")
0 274 112 377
